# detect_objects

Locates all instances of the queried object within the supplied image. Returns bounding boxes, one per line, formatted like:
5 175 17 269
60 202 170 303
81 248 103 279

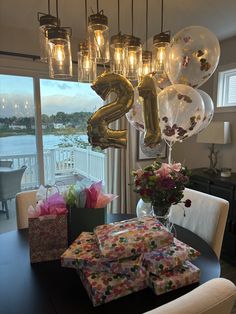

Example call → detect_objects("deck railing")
0 147 107 189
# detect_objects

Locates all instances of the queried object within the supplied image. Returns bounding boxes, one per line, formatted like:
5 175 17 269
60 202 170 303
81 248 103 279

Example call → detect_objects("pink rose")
155 163 171 177
136 168 144 177
171 163 182 172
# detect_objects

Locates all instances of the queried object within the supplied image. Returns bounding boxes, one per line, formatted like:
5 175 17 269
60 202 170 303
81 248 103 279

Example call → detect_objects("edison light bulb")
114 47 123 64
94 30 104 47
54 44 65 65
156 46 166 72
128 50 137 69
83 55 91 72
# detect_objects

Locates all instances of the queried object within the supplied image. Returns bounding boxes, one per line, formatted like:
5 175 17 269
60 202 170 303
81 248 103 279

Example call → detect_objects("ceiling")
1 0 236 57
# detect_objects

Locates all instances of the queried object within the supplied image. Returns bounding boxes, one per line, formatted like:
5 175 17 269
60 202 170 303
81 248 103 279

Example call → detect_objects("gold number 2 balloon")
87 72 134 149
138 73 162 148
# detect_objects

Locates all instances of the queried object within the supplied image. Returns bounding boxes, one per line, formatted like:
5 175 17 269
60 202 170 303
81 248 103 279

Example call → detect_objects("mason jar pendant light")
48 0 72 79
152 0 170 74
110 0 124 75
124 0 142 81
88 0 110 64
37 0 59 63
141 0 152 77
78 0 96 82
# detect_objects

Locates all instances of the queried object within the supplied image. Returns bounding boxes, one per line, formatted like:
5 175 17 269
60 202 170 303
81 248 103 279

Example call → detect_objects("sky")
0 74 103 117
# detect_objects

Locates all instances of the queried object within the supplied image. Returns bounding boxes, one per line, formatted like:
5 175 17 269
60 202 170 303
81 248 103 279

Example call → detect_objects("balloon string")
164 139 174 164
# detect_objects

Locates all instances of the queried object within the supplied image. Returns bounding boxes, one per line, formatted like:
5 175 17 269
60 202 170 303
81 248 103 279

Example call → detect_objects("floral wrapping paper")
94 216 173 260
148 261 200 296
61 232 144 276
143 238 200 275
77 267 148 306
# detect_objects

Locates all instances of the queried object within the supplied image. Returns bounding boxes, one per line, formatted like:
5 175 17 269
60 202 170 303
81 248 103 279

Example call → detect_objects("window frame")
0 56 103 187
214 62 236 113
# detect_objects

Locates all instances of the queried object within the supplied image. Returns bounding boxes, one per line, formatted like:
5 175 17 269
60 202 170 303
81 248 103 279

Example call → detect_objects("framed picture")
137 131 167 161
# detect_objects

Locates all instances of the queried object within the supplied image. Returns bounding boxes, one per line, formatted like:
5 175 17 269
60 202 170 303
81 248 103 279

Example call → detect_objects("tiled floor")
1 201 236 312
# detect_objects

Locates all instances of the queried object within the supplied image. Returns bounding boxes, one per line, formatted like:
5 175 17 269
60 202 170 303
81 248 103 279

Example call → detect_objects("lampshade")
88 11 110 64
123 35 142 81
110 33 124 75
152 32 170 73
141 50 152 77
38 13 59 63
48 27 73 79
197 121 231 144
78 41 96 83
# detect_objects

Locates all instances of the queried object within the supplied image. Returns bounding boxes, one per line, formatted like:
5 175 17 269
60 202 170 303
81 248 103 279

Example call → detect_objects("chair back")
143 278 236 314
170 187 229 259
0 166 27 200
16 189 37 229
0 160 13 168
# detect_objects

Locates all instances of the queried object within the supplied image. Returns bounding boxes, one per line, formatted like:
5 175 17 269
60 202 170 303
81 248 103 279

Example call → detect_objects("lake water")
0 134 88 156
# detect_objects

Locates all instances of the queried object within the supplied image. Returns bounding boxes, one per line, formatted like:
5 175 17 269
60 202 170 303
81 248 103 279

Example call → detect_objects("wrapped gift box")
148 261 200 296
61 232 143 276
78 267 148 306
94 216 173 260
143 238 200 275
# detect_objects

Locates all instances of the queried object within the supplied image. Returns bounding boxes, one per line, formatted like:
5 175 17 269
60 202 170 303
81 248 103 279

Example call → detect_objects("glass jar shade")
48 29 72 79
124 37 142 81
110 34 124 75
88 23 110 64
38 14 58 63
152 41 169 74
141 50 152 78
78 43 97 83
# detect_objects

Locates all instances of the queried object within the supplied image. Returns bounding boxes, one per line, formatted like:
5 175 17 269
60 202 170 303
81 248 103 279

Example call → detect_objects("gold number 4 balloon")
87 72 134 149
138 73 162 148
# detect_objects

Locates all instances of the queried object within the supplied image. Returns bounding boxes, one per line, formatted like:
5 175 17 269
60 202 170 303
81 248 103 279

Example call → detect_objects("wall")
171 35 236 172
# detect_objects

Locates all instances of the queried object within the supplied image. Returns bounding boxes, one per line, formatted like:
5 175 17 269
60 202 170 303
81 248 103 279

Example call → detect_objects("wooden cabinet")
189 168 236 264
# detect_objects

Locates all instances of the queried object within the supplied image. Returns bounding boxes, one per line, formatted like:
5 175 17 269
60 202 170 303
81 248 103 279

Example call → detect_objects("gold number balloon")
87 72 134 149
138 73 162 148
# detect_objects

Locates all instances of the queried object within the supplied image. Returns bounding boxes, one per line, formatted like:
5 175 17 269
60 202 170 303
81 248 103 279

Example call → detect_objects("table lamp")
197 121 231 174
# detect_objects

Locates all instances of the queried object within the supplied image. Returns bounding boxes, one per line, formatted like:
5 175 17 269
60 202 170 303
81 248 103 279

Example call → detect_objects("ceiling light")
78 0 96 82
152 0 170 74
88 1 110 64
37 0 59 63
47 0 72 79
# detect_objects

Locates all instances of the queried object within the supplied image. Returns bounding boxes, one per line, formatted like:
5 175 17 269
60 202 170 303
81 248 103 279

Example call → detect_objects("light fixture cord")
56 0 59 25
118 0 120 33
161 0 164 32
97 0 99 13
131 0 134 36
48 0 51 15
85 0 88 30
145 0 148 50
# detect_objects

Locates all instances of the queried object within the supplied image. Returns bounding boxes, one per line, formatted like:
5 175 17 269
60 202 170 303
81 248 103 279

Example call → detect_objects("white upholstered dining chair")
143 278 236 314
169 188 229 259
16 189 37 229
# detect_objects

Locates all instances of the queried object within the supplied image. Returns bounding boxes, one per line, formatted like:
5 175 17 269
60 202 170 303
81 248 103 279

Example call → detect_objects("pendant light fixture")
141 0 152 77
47 0 73 79
37 0 59 63
78 0 97 82
152 0 170 74
110 0 124 75
88 0 110 64
124 0 142 81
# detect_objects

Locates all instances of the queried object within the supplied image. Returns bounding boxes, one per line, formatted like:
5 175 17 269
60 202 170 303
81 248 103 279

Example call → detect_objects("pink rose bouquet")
132 161 191 209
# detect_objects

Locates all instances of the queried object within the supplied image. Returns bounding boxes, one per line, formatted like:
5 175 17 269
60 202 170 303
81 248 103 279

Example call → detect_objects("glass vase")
152 204 175 235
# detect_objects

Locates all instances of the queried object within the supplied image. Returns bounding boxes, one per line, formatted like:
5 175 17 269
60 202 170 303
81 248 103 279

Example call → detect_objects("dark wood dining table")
0 214 220 314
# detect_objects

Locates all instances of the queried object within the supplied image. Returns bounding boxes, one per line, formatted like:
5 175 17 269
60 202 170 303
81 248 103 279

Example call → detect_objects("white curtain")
106 116 138 214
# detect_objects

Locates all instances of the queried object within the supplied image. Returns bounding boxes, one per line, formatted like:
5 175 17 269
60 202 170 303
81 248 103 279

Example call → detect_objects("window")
0 72 106 190
216 65 236 109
